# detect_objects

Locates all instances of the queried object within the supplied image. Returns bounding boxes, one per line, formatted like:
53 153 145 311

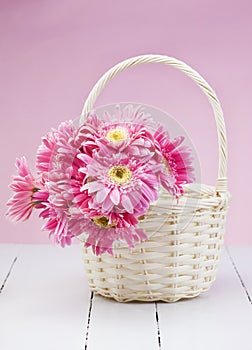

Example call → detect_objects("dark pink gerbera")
6 157 48 221
154 126 195 197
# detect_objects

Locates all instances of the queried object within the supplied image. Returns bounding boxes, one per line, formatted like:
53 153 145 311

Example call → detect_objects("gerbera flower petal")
81 181 104 193
95 188 110 203
121 194 134 213
110 188 120 205
102 196 114 212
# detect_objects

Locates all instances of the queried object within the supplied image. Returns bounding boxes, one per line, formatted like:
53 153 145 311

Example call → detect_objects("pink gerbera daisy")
154 126 195 197
80 209 147 255
6 157 48 221
40 155 88 245
39 205 84 247
77 152 162 216
36 121 77 176
76 105 161 162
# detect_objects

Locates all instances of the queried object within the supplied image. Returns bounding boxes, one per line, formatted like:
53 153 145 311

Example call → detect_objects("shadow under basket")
80 54 230 302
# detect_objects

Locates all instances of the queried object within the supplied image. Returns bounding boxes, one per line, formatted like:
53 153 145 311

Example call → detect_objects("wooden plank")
227 245 252 304
87 294 159 350
0 244 91 350
0 244 21 288
2 245 250 349
157 248 252 350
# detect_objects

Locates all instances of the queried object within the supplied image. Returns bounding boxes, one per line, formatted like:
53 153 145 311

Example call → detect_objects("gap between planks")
155 302 162 350
0 256 18 294
85 291 94 350
225 246 252 305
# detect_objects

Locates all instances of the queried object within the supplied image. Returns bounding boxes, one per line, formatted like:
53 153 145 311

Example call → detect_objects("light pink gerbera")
36 119 85 212
6 157 48 221
76 105 161 162
36 121 77 176
154 126 195 197
80 209 147 255
40 157 88 245
35 119 88 245
77 152 162 216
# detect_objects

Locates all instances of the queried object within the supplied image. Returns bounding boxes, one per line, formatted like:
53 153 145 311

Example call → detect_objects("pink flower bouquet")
6 105 195 255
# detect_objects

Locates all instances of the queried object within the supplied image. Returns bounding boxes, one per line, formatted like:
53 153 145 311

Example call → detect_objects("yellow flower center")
108 166 132 185
92 216 115 228
106 127 128 143
162 158 170 175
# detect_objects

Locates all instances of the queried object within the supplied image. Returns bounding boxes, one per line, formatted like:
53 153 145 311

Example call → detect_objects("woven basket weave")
80 54 230 302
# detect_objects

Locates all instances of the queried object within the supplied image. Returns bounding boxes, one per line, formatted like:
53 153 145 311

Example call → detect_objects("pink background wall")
0 0 250 244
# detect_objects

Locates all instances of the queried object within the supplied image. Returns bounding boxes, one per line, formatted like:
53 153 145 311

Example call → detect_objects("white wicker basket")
80 54 230 302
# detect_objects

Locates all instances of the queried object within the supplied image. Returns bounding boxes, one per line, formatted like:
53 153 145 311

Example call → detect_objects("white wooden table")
0 244 251 350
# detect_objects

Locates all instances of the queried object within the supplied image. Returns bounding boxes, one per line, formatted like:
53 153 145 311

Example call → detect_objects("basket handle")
80 54 228 193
